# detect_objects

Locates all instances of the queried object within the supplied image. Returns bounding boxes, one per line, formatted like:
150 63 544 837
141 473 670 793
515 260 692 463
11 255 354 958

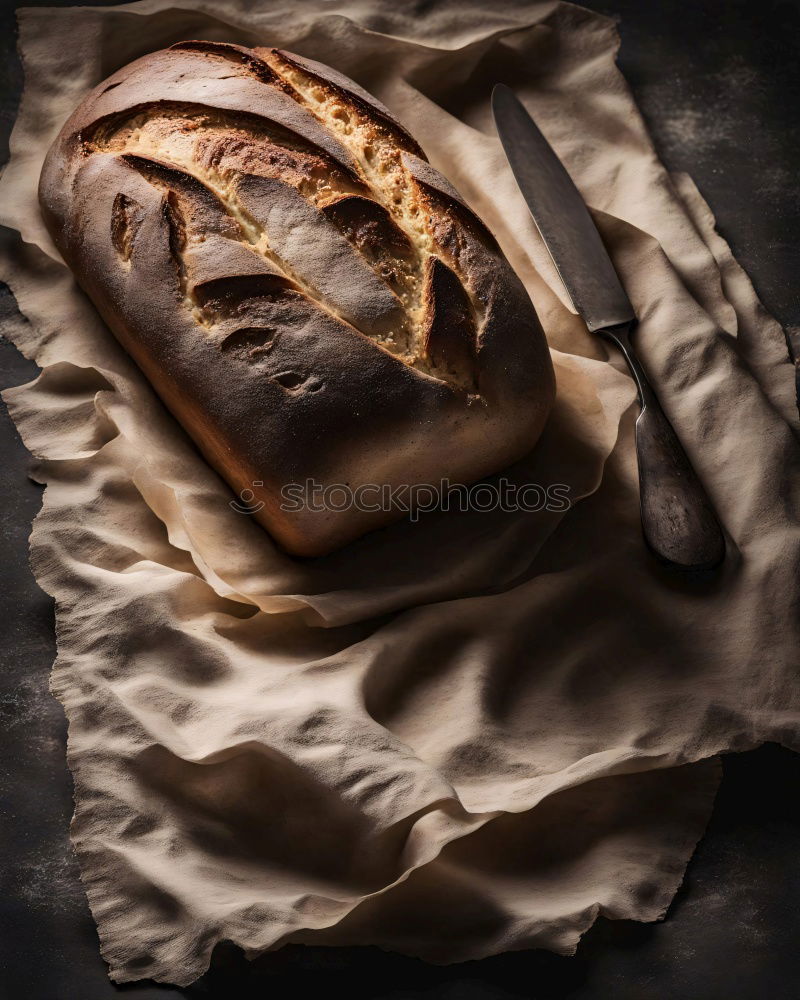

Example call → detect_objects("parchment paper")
1 0 798 986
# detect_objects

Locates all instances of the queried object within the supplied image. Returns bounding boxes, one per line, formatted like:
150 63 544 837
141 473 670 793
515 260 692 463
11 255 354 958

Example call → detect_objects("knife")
491 83 725 571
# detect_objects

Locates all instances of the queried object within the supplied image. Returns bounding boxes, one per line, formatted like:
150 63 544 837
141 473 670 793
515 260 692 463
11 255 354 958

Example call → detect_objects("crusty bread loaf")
39 41 555 556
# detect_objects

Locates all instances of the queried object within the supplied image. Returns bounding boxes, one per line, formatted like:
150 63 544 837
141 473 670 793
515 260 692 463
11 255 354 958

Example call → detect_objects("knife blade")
492 83 725 570
491 84 634 332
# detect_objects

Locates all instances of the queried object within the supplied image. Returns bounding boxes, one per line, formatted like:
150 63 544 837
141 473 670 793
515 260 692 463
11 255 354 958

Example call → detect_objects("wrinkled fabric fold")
1 0 798 987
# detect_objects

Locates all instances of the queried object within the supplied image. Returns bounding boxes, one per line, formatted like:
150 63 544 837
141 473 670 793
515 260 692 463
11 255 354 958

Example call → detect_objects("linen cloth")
1 0 798 986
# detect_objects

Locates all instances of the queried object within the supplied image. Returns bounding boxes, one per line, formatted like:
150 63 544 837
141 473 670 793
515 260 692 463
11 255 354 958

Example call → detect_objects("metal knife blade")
491 83 634 333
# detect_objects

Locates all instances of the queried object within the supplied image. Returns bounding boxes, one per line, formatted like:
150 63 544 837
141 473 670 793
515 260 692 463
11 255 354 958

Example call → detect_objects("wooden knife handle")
599 323 725 570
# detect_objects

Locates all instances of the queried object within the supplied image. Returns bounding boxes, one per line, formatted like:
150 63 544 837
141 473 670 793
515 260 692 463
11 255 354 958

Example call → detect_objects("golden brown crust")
39 40 555 556
422 256 478 388
268 47 425 158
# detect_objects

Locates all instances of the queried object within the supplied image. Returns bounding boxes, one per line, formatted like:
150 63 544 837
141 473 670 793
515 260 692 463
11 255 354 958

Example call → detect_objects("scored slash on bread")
39 40 554 556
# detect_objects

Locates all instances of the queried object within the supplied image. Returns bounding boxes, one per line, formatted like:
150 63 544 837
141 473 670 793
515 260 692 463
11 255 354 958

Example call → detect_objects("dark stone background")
1 1 798 997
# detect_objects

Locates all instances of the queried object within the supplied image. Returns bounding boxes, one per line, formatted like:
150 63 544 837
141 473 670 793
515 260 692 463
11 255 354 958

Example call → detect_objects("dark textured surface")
1 1 798 997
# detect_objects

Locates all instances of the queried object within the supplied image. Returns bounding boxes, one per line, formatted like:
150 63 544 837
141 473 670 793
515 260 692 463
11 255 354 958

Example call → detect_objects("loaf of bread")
39 41 555 556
